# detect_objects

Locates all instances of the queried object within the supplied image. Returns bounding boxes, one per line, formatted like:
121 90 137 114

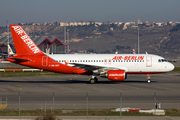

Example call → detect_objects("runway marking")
0 104 7 109
9 87 23 90
119 83 159 92
119 84 140 92
5 87 23 90
0 86 22 92
121 84 162 92
0 77 12 80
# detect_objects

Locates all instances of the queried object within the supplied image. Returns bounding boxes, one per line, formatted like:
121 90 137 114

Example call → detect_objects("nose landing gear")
147 74 151 83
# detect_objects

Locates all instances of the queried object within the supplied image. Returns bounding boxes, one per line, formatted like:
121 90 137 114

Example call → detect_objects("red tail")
10 25 43 56
133 49 136 54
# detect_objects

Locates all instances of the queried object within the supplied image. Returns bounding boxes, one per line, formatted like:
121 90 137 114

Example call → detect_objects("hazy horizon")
0 0 180 25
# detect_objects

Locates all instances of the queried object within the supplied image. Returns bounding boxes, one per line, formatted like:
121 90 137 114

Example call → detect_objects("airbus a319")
7 25 174 84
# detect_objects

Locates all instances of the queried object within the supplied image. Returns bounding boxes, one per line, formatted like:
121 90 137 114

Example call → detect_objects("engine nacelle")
108 70 126 81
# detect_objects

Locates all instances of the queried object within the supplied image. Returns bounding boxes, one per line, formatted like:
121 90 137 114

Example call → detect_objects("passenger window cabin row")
51 60 145 63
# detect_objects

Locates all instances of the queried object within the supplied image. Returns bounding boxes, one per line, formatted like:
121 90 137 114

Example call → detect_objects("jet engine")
107 70 126 81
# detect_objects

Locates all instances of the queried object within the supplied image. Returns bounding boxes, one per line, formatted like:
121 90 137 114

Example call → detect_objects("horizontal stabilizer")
8 57 30 62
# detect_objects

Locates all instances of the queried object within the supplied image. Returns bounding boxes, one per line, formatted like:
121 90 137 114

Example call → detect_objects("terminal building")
0 36 69 59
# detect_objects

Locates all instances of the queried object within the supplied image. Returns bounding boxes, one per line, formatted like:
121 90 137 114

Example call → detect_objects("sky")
0 0 180 25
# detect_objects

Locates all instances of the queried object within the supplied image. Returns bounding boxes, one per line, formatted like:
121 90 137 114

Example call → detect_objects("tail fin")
133 49 136 54
8 45 14 55
10 25 43 56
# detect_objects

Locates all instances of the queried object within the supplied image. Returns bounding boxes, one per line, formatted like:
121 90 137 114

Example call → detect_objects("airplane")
7 25 174 84
133 49 136 54
8 45 15 56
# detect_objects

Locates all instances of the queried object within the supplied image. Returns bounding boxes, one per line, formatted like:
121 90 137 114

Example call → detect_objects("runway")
0 73 180 109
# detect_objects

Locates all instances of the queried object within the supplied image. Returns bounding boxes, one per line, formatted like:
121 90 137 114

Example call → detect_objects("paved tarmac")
0 73 180 110
0 116 180 120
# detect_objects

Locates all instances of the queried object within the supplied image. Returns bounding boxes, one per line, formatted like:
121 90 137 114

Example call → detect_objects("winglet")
10 25 43 56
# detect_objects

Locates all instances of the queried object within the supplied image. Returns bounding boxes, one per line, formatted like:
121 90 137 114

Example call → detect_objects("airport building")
0 36 69 59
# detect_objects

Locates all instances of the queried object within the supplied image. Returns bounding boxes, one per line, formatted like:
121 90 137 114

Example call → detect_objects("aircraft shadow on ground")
0 79 158 84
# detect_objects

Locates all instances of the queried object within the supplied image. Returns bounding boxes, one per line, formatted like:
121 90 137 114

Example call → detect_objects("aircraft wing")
69 63 118 71
71 63 103 71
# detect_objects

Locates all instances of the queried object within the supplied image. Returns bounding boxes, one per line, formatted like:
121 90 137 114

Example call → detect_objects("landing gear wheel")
89 77 98 84
146 74 151 84
147 79 151 83
90 79 96 84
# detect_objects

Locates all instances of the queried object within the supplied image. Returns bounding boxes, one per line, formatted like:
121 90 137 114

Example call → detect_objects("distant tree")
116 45 125 50
109 23 118 30
98 24 109 32
87 49 95 53
167 22 172 26
105 50 111 53
170 24 180 32
126 46 131 49
29 22 33 25
107 31 113 36
115 45 131 50
138 23 146 27
54 22 58 25
118 23 125 30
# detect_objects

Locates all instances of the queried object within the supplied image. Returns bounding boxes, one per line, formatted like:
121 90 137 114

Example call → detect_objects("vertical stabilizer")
10 25 43 56
133 49 136 54
8 45 14 55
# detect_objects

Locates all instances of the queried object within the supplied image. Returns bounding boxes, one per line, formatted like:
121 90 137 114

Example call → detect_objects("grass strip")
0 108 180 116
172 67 180 72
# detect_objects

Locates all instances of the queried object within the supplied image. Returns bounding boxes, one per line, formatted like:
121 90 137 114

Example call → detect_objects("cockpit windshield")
158 59 167 62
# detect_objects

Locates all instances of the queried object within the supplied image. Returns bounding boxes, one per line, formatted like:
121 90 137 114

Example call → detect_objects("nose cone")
167 63 175 72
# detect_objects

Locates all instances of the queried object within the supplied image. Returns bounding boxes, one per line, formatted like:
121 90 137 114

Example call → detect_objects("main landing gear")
89 76 98 84
147 74 151 83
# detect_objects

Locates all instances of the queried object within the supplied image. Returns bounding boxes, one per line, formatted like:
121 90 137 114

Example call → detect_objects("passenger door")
146 56 152 67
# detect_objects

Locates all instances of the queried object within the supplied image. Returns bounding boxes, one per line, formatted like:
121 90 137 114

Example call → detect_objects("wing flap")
70 63 103 71
70 63 119 71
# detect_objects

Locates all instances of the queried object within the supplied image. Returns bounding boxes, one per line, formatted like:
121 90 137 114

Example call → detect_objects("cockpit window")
158 59 167 62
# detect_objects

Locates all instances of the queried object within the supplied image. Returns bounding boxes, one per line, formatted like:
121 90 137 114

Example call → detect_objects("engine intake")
108 70 126 81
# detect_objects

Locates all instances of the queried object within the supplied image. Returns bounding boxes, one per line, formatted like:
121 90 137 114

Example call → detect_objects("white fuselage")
46 54 174 74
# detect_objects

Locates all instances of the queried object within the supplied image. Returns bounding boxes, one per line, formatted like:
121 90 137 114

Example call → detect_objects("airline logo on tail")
11 26 40 54
133 49 136 54
8 45 14 55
